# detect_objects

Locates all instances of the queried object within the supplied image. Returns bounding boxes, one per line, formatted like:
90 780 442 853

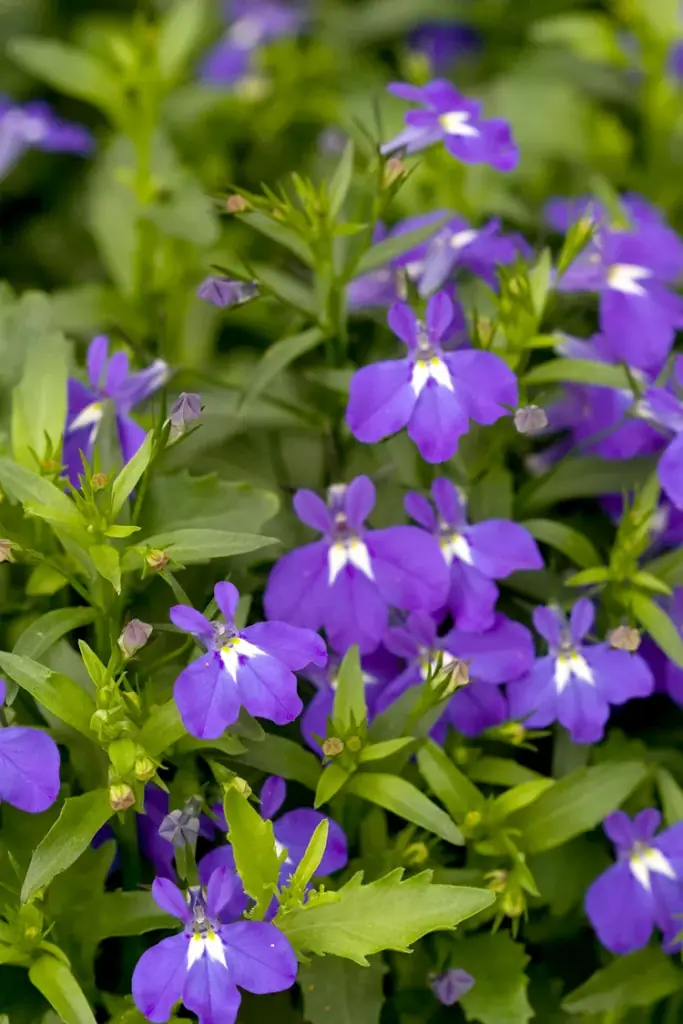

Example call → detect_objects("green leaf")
157 0 208 81
126 528 277 568
329 140 355 219
521 518 602 569
358 738 415 763
300 956 386 1024
25 563 69 597
143 473 279 535
13 607 96 661
110 432 154 519
630 591 683 668
277 869 493 964
240 328 326 414
632 571 673 596
241 211 314 265
468 466 514 522
29 955 97 1024
353 216 449 276
345 773 463 845
562 947 683 1015
524 358 631 389
315 763 353 808
457 932 532 1024
333 645 366 732
657 768 683 826
138 700 187 758
528 247 552 320
78 640 108 689
488 779 556 823
12 324 69 470
8 38 120 114
249 262 317 317
291 819 329 891
416 740 485 821
0 652 95 737
87 892 175 942
565 566 611 587
22 789 114 902
0 457 74 515
232 734 320 790
509 762 648 853
90 544 122 595
516 455 655 516
468 758 545 788
223 787 280 919
644 547 683 588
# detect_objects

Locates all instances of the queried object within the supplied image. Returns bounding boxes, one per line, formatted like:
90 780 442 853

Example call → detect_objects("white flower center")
187 930 226 970
439 533 473 567
450 229 478 250
629 845 676 892
439 111 480 137
327 539 374 585
607 264 651 297
411 358 454 396
420 651 457 681
219 637 264 681
553 652 594 693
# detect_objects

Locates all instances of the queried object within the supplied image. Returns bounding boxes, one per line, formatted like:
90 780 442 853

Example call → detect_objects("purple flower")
670 41 683 80
640 591 683 707
346 293 518 463
199 776 347 890
410 23 481 73
0 97 92 181
169 393 202 439
585 810 683 954
196 277 259 308
405 478 542 632
132 870 297 1024
0 678 60 813
418 215 530 296
381 80 519 171
263 476 449 654
300 647 403 755
507 600 654 744
200 1 305 87
171 582 326 739
375 610 534 737
429 968 475 1005
641 359 683 509
65 335 168 487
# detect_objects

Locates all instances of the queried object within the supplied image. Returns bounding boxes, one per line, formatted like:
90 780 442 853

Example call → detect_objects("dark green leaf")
467 758 545 788
524 358 631 389
0 457 75 515
223 787 280 919
29 956 97 1024
516 456 655 516
232 734 321 790
521 518 602 568
528 247 552 320
249 262 317 316
22 789 114 901
346 773 463 845
416 740 485 821
353 217 449 276
12 326 69 471
241 211 314 265
0 652 95 736
630 592 683 668
643 547 683 588
124 528 277 568
143 474 279 535
562 947 683 1015
240 328 326 413
88 892 176 942
458 932 532 1024
333 645 366 732
656 769 683 826
488 779 556 823
358 738 415 762
13 608 96 661
8 38 120 114
300 956 387 1024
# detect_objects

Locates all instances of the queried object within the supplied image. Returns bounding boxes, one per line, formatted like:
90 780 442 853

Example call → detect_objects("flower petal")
408 383 468 463
0 727 60 812
426 290 455 341
260 776 287 820
445 350 518 425
183 956 240 1024
87 335 108 389
215 581 240 622
132 933 188 1023
466 521 543 578
446 615 534 683
570 599 595 643
170 605 214 642
323 569 388 655
585 861 655 954
431 477 465 527
241 622 327 671
404 491 437 530
152 878 189 921
369 526 449 613
264 542 330 630
274 809 348 876
174 654 239 740
236 654 303 726
388 302 418 346
346 360 416 444
293 490 331 534
345 476 376 530
219 921 298 994
586 647 654 705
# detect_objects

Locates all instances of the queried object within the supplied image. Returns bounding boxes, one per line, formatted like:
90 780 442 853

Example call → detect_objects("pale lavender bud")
515 405 548 435
118 619 153 658
197 275 259 308
159 795 202 847
429 969 475 1006
169 393 202 440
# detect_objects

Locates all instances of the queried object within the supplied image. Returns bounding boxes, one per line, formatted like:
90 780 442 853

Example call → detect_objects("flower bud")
196 276 259 309
134 756 157 782
169 393 202 441
429 969 475 1007
109 783 136 812
91 472 108 491
609 625 641 652
0 540 14 563
225 775 252 798
514 405 548 435
118 619 153 659
384 156 406 187
486 869 508 894
322 737 344 758
404 841 429 867
346 735 362 753
146 549 169 572
463 810 482 831
159 796 202 847
226 194 249 213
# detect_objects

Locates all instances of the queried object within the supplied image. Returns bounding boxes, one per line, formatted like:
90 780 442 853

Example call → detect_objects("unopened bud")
226 776 252 797
91 472 108 491
41 458 60 474
384 157 406 186
146 549 169 572
486 869 508 894
463 810 482 830
609 625 641 652
226 194 249 213
0 540 14 563
159 795 202 847
109 783 136 812
501 889 525 918
515 405 548 435
134 756 157 782
169 393 202 441
346 735 362 753
404 841 429 867
118 619 153 659
322 737 344 758
196 276 259 309
476 317 495 345
429 969 475 1007
499 721 526 745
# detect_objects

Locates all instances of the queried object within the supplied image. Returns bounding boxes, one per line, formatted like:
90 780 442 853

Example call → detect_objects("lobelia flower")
585 810 683 954
300 646 403 755
169 393 202 440
171 581 326 739
200 1 305 87
196 276 259 308
639 591 683 708
417 215 530 297
263 476 449 654
132 869 297 1024
641 358 683 509
0 97 92 181
198 776 347 889
409 23 481 74
374 610 534 739
507 599 654 744
405 477 542 632
64 335 169 487
0 678 60 813
381 80 519 171
346 293 518 464
429 968 475 1005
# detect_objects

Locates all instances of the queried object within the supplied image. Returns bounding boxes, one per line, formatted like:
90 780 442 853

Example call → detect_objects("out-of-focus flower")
0 97 92 181
196 276 259 308
410 22 481 74
514 405 548 435
381 80 519 171
418 215 529 296
429 968 475 1005
169 393 202 441
200 1 306 87
118 619 153 659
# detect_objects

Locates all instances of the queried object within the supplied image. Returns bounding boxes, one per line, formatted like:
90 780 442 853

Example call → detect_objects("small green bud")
346 735 362 753
404 841 430 867
146 548 170 571
322 737 344 758
134 756 157 782
109 783 136 812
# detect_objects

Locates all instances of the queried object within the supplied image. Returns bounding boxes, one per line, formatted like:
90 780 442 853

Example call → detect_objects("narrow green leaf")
241 211 314 265
223 787 280 919
528 247 552 319
232 733 320 790
87 891 175 942
90 544 122 594
516 455 655 516
565 566 611 587
315 763 353 808
12 328 69 470
643 547 683 588
524 358 631 389
240 328 325 413
329 140 355 218
291 819 329 890
78 640 108 689
359 737 415 762
29 955 97 1024
0 457 74 513
157 0 208 81
510 762 648 853
249 262 317 316
0 651 95 737
22 789 114 901
8 38 120 113
277 868 493 963
630 592 683 668
25 563 69 597
13 607 96 661
632 571 673 596
416 740 485 821
333 645 367 733
468 757 545 788
126 528 277 568
562 947 683 1015
110 431 153 518
353 216 449 276
488 779 556 823
138 700 187 758
657 768 683 826
458 932 533 1024
521 518 602 569
346 773 463 845
300 956 386 1024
